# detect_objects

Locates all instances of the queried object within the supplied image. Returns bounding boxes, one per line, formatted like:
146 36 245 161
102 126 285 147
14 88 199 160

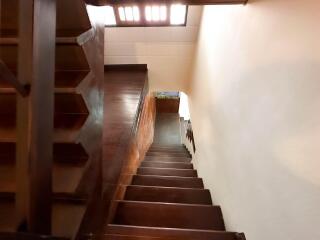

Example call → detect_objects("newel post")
16 0 56 234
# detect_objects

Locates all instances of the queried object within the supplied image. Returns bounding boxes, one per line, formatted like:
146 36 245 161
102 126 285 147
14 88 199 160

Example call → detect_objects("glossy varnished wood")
140 161 193 169
132 175 204 188
106 119 245 239
137 167 197 177
102 65 156 227
112 200 225 230
125 185 212 204
0 0 104 238
106 225 240 240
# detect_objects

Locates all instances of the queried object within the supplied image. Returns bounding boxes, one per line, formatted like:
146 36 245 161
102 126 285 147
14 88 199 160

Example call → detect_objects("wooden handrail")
0 60 30 97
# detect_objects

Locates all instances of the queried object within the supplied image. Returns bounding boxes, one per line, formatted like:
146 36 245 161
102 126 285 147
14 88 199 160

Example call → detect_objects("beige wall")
104 6 202 92
188 1 320 240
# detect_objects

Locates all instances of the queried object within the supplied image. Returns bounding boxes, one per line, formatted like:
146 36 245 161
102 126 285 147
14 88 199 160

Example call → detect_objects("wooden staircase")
104 144 245 240
0 0 104 238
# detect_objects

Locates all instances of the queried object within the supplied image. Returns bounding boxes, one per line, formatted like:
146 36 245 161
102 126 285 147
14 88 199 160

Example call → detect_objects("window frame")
106 4 188 27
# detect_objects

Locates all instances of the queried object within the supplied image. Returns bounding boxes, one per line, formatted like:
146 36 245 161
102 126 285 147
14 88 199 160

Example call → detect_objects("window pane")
105 6 116 25
125 7 133 21
170 4 187 25
160 6 167 21
133 6 140 22
145 6 152 22
118 7 126 21
152 6 160 21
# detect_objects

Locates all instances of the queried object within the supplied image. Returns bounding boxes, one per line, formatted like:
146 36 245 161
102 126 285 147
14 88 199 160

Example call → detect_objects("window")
104 4 188 27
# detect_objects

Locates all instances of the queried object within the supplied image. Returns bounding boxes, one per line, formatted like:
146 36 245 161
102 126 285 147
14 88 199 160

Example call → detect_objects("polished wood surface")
106 225 239 240
0 0 104 238
124 186 212 204
140 161 193 169
15 0 57 233
156 98 180 113
105 143 245 239
113 200 225 230
153 113 182 145
102 65 156 226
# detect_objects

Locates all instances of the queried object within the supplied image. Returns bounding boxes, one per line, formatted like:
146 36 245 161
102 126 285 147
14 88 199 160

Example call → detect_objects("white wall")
188 1 320 240
104 6 202 92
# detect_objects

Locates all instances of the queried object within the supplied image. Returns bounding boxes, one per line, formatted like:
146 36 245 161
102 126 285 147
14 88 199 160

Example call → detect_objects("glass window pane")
170 4 187 25
118 7 126 21
160 6 167 21
133 6 140 22
152 6 160 21
125 6 133 21
105 6 116 25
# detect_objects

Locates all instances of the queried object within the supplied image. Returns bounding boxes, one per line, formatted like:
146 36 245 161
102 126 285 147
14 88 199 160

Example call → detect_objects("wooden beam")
16 0 56 234
84 0 247 6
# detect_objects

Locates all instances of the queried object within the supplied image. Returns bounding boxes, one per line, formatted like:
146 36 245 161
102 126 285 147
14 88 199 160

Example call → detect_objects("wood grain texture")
0 0 104 238
102 66 156 226
156 98 180 113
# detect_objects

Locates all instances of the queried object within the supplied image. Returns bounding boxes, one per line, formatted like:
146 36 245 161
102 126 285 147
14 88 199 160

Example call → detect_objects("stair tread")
112 200 225 230
140 161 193 169
125 185 212 204
144 157 191 163
132 175 204 189
106 225 239 240
137 167 197 177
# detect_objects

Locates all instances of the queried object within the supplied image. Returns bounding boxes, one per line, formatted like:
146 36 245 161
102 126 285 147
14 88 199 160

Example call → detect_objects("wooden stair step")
106 225 241 240
112 201 225 230
125 186 212 205
103 234 236 240
146 152 190 157
148 148 189 153
137 167 197 177
132 175 204 189
150 144 186 148
140 161 193 169
144 156 191 163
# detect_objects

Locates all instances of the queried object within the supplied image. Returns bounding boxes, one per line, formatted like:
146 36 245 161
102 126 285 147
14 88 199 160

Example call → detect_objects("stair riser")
140 162 193 169
146 153 190 157
106 225 238 240
132 176 204 189
148 149 189 154
113 201 225 231
125 186 212 205
144 157 191 163
137 168 197 177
